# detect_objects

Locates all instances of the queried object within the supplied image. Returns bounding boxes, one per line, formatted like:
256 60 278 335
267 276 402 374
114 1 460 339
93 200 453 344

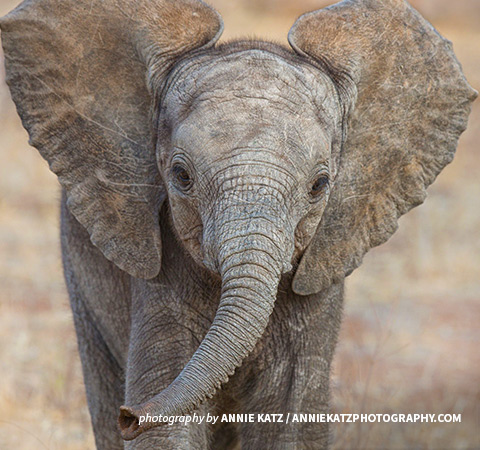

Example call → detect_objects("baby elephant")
1 0 475 448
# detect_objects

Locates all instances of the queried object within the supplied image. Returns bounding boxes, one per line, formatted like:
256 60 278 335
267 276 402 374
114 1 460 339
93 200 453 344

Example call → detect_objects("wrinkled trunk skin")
119 203 292 440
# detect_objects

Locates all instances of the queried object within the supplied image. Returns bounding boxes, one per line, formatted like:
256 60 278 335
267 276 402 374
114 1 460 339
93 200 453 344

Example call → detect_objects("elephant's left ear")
289 0 477 295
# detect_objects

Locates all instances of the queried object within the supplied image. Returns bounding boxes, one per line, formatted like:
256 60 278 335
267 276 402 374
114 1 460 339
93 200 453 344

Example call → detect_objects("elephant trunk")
119 213 291 440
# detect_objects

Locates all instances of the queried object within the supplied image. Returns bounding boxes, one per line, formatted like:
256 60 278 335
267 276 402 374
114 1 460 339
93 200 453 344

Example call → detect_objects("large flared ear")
0 0 223 279
289 0 477 295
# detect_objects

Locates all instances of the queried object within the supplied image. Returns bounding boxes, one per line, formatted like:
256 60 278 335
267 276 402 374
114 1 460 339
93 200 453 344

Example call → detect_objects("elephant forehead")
164 49 338 124
173 105 330 168
165 49 338 164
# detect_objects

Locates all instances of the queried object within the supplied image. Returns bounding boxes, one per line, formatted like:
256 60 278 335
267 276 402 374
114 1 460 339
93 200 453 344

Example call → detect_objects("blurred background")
0 0 478 448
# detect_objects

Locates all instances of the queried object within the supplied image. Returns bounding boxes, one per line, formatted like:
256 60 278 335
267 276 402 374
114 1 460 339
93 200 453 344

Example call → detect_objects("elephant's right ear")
0 0 223 279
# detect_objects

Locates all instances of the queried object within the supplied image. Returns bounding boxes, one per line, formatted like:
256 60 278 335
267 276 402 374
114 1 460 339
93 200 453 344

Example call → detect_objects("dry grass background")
0 0 478 448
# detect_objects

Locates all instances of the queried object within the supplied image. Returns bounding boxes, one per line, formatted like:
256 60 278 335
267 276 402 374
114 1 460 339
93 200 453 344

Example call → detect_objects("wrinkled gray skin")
63 43 345 449
1 0 476 448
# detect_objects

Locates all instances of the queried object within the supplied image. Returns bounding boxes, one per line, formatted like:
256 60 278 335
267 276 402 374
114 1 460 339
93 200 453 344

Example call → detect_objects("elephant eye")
310 174 329 198
172 164 193 191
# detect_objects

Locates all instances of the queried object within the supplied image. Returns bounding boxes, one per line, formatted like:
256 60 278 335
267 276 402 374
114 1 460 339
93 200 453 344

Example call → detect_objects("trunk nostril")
118 405 142 441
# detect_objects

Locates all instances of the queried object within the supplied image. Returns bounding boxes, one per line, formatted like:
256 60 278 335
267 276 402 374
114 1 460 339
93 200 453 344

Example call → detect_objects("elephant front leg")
123 278 209 450
238 282 344 450
239 355 332 450
61 194 130 450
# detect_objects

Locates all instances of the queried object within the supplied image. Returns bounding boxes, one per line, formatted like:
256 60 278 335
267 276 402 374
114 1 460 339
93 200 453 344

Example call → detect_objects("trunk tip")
118 405 144 441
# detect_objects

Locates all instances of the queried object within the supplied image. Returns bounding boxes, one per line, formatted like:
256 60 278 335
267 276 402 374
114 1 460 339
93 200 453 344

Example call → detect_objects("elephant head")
1 0 475 441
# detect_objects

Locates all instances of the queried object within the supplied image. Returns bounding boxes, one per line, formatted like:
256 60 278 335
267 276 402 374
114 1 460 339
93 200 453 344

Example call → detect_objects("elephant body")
1 0 475 448
62 192 343 449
